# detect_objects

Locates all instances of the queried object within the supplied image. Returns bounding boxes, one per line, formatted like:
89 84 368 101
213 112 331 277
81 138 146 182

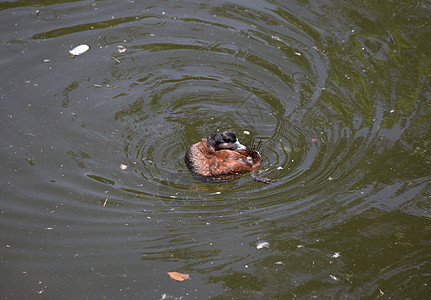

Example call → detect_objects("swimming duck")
185 131 276 183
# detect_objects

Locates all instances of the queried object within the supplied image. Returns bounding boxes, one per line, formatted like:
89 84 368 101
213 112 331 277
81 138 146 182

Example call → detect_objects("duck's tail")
250 170 279 185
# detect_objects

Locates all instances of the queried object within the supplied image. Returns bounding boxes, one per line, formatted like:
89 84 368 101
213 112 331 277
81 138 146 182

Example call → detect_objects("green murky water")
1 0 430 298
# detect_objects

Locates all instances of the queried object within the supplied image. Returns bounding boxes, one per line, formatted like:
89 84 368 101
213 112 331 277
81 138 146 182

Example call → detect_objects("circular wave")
48 0 424 233
96 8 331 213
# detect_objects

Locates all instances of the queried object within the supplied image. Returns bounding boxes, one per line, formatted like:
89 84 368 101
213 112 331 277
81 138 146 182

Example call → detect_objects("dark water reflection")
1 0 430 298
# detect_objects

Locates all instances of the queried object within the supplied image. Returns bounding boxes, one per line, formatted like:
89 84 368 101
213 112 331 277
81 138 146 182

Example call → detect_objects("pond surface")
1 0 430 298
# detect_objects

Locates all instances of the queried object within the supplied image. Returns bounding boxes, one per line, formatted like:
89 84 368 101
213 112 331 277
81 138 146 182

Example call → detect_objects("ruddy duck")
185 131 277 183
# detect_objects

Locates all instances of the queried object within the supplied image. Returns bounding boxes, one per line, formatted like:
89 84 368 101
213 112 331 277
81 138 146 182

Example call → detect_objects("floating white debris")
277 166 283 170
120 164 128 170
329 275 339 281
294 52 301 56
117 45 127 53
256 241 269 249
297 244 304 248
243 130 250 135
332 252 341 258
274 261 284 265
69 44 90 56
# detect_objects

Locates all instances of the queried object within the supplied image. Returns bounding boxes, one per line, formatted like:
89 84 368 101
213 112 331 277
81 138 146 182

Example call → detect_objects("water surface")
1 0 430 298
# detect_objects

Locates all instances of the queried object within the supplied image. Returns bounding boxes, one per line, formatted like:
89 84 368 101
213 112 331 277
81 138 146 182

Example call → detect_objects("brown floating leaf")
167 271 190 281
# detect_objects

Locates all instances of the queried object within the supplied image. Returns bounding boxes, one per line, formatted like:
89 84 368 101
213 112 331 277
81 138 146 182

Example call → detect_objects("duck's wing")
208 151 254 176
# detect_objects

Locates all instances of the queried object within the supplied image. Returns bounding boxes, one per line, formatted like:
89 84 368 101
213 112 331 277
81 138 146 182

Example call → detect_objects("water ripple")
2 0 430 298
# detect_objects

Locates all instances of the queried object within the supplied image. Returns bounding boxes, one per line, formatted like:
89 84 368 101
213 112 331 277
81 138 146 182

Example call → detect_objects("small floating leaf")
167 272 190 281
69 44 89 56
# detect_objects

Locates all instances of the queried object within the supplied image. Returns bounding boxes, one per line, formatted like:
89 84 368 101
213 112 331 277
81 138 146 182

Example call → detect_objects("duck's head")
206 131 247 151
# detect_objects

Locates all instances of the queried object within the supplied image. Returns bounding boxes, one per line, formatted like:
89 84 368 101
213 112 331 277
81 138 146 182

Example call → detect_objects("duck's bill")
232 141 247 150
